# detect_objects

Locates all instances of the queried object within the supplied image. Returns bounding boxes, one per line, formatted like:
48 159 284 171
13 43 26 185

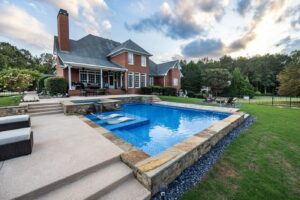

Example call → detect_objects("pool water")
87 104 229 156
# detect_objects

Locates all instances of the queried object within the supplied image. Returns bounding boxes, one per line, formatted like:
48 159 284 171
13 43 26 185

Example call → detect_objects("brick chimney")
57 9 69 51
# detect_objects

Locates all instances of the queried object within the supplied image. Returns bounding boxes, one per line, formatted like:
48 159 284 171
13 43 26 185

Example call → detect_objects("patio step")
98 176 151 200
29 109 64 117
28 104 61 109
28 107 63 114
28 103 63 116
36 160 135 200
151 96 161 102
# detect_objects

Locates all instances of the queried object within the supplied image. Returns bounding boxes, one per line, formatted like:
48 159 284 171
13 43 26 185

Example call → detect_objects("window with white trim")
79 70 101 84
173 78 178 86
141 73 146 87
134 72 140 88
149 76 154 86
141 56 146 67
128 72 134 88
128 52 134 65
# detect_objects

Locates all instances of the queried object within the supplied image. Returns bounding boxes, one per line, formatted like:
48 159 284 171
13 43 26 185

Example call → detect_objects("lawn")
0 96 21 107
160 96 300 200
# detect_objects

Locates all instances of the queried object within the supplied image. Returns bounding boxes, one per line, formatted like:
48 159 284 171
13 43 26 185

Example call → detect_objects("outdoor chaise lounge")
0 115 33 161
0 114 31 132
91 113 123 120
0 128 33 161
106 117 134 125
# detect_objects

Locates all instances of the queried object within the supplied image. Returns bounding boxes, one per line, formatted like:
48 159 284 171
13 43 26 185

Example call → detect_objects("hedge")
45 77 67 95
37 76 52 93
141 87 152 94
163 87 177 96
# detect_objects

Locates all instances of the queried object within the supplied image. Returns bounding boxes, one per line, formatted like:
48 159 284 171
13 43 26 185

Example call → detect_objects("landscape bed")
81 101 248 195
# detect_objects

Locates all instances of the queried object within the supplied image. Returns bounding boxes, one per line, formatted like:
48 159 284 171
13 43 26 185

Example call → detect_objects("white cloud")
43 0 111 35
0 3 52 51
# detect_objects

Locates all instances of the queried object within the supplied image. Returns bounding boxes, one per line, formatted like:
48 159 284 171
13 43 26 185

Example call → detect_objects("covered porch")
64 64 127 96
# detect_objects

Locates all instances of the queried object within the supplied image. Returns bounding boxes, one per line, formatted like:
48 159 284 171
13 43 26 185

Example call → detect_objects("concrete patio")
0 114 150 199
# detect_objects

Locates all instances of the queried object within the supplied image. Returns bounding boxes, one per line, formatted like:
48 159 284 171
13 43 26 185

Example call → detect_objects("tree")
38 53 56 74
277 51 300 96
202 68 232 96
0 68 41 92
227 68 255 97
181 60 202 92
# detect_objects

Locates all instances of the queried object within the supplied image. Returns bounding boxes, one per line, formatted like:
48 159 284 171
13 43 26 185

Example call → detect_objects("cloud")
43 0 111 35
236 0 251 16
0 3 52 51
125 0 229 40
228 0 287 52
181 38 225 58
276 36 300 54
277 4 300 29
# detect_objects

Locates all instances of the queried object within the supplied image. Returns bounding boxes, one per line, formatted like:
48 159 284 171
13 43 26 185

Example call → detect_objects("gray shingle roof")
54 35 129 69
107 39 152 57
149 60 179 76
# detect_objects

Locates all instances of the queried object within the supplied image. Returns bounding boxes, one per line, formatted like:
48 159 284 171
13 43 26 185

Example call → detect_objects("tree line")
180 51 300 97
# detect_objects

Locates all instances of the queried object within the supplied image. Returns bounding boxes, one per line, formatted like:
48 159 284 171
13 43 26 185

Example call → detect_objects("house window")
128 72 134 88
173 78 178 86
88 73 95 83
79 70 101 84
149 77 154 86
134 72 140 88
141 56 146 67
80 72 87 83
128 52 134 65
141 73 147 87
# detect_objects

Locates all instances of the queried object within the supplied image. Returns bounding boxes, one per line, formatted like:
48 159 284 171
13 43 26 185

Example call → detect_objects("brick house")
53 9 182 95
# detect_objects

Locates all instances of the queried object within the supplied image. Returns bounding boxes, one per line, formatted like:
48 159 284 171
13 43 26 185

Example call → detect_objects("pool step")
37 160 136 200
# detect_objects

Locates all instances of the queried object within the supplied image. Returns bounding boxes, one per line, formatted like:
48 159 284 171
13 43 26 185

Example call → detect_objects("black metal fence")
238 96 300 107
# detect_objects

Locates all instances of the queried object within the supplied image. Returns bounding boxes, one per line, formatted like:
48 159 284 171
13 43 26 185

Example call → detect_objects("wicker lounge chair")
0 128 33 161
0 115 31 132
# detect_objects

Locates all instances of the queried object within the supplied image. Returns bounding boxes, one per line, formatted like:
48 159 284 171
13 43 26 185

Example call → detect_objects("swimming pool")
71 99 102 104
87 104 229 156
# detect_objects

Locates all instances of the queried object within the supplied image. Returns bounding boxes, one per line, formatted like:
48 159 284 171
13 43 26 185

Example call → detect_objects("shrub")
187 91 195 97
45 77 67 95
255 91 262 96
0 68 41 92
163 87 177 96
141 87 152 94
152 86 162 94
195 93 203 98
37 76 52 93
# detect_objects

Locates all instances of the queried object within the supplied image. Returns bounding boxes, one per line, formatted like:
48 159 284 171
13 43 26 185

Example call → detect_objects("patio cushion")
0 128 31 145
0 115 29 125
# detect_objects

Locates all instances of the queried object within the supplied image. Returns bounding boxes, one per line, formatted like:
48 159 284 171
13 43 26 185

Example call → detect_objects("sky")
0 0 299 63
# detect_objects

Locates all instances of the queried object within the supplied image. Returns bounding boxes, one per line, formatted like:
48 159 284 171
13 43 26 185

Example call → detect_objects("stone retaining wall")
0 105 28 117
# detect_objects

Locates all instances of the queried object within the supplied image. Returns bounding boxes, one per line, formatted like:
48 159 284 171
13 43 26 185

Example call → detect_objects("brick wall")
57 11 69 51
111 52 149 94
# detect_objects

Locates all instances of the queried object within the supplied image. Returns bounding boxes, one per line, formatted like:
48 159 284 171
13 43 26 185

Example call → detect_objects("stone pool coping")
80 102 247 195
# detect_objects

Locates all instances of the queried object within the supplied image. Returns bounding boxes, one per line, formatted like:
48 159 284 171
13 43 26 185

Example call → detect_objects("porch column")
68 65 72 90
100 69 103 89
121 73 123 88
163 76 166 87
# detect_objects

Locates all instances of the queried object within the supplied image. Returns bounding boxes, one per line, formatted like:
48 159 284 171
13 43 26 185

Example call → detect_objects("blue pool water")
86 104 229 156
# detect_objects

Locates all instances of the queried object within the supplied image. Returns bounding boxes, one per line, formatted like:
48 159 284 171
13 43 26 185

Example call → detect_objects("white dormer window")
141 56 146 67
128 52 134 65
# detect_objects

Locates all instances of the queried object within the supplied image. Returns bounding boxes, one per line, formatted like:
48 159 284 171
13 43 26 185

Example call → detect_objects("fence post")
290 96 292 107
272 96 274 106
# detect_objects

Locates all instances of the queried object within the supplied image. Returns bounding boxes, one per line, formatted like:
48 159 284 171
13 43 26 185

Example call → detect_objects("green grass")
159 96 300 200
0 96 21 107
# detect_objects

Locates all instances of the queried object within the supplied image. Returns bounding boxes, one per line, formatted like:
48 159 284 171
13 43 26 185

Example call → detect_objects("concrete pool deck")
0 114 150 199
